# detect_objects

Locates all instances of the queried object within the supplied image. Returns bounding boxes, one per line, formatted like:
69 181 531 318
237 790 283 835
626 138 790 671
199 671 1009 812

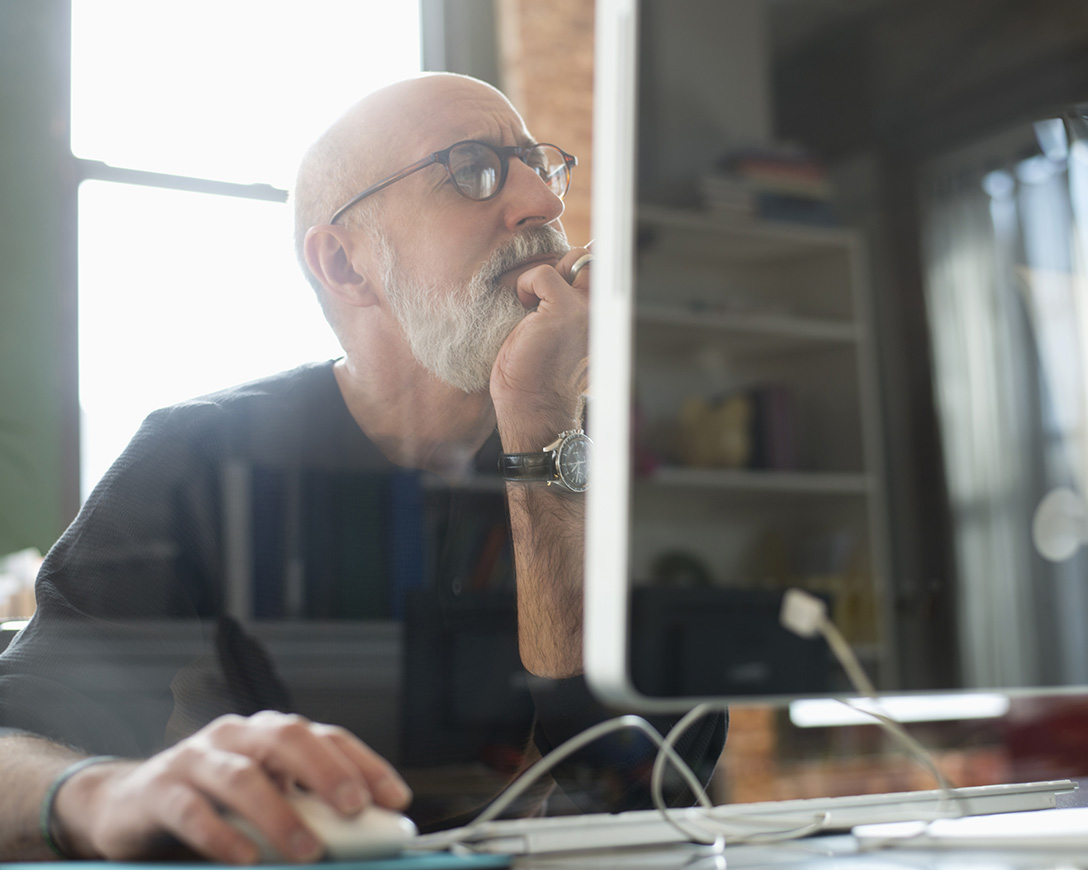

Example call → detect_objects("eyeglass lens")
447 142 569 200
448 143 502 199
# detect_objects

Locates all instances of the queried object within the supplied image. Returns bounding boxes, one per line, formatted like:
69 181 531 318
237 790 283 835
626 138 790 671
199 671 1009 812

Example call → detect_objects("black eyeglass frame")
328 140 577 225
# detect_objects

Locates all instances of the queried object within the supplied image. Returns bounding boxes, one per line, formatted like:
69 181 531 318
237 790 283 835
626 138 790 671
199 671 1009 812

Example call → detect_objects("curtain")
921 109 1088 688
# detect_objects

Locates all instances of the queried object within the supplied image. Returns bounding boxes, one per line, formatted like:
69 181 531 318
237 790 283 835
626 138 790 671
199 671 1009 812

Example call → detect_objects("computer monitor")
586 0 1088 711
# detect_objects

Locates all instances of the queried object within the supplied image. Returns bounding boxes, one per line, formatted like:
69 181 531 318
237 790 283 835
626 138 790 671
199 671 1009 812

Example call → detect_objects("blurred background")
3 0 1088 807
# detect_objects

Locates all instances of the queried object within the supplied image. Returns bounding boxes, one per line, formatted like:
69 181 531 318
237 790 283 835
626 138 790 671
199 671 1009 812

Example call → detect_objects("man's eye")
451 161 498 198
451 164 480 186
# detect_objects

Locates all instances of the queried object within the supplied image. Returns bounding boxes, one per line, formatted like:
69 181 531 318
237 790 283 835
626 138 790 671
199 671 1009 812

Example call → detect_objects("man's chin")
403 288 526 395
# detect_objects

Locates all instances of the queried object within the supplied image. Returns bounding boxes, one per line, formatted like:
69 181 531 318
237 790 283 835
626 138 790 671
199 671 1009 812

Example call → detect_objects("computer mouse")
226 789 418 862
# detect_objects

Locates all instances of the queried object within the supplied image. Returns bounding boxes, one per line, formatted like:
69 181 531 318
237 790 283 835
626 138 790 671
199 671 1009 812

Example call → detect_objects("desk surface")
519 834 1088 870
513 784 1088 870
2 835 1083 870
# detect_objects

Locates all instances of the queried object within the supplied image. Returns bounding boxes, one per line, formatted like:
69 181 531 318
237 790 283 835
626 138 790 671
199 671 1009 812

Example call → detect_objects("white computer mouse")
226 789 418 862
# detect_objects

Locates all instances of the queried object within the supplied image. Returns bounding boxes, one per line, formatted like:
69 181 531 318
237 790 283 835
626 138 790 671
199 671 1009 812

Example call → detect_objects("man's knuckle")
204 713 244 741
166 743 202 770
219 756 261 790
272 714 312 741
312 721 348 740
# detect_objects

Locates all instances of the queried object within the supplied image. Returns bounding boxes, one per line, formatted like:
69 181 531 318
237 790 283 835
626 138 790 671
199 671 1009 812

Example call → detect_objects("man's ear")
303 225 380 308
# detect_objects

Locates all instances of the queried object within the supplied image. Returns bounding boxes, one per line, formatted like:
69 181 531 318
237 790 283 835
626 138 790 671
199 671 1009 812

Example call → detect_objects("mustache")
477 226 571 288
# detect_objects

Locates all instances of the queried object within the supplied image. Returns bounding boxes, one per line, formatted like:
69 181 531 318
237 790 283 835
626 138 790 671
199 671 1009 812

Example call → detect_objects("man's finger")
178 747 323 864
555 246 593 289
149 782 262 865
322 726 412 809
245 718 411 813
567 253 593 285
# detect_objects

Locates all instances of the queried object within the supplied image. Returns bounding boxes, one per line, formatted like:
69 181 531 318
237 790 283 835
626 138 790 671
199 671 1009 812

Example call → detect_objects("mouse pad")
5 853 513 870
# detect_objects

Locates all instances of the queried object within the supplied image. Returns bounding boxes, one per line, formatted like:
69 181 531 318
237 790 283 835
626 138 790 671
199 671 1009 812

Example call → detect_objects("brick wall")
496 0 594 246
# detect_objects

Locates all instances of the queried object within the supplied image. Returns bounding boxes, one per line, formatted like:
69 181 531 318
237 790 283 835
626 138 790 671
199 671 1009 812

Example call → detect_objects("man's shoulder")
133 359 347 457
173 359 339 413
145 360 335 423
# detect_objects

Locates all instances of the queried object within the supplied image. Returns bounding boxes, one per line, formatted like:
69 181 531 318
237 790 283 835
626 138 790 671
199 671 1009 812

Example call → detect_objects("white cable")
782 588 961 819
424 587 962 855
651 703 718 810
819 615 877 697
821 613 956 802
423 705 831 853
648 703 833 846
650 703 723 846
418 714 715 851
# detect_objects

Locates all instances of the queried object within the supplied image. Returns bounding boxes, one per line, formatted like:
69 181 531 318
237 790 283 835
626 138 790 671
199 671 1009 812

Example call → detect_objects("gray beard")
381 226 571 393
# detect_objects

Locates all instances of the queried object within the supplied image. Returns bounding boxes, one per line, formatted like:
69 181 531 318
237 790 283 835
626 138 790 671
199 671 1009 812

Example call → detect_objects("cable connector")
779 588 828 639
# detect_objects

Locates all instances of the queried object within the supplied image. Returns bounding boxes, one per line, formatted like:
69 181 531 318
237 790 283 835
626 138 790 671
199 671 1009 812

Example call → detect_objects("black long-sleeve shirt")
0 360 724 830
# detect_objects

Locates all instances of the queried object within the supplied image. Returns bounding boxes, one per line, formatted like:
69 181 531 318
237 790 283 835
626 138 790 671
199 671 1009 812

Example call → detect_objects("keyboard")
414 779 1077 855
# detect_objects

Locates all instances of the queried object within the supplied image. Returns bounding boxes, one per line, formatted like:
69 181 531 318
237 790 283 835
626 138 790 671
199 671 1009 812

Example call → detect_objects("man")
0 73 723 862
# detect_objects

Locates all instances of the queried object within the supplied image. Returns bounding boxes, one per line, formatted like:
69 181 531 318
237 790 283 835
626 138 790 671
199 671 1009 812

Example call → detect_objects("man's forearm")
0 733 90 859
506 484 585 678
490 244 591 680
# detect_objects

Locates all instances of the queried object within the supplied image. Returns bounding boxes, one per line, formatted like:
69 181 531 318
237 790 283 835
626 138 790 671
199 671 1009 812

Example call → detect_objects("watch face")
557 433 591 492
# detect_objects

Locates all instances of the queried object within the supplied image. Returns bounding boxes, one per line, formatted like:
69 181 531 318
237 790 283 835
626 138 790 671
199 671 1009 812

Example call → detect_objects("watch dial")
558 435 591 492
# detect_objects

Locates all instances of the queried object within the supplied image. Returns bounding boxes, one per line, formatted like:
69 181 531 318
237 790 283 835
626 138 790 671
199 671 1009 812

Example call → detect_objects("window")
72 0 421 499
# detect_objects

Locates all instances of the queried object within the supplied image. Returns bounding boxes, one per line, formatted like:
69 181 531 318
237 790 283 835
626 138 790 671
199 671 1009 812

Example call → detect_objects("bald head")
292 74 525 294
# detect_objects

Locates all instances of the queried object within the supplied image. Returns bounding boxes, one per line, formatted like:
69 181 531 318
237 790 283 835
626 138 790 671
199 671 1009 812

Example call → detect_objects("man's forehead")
318 75 537 199
402 84 533 151
375 77 533 154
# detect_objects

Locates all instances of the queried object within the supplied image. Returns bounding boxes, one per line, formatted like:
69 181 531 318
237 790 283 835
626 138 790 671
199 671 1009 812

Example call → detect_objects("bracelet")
40 755 120 858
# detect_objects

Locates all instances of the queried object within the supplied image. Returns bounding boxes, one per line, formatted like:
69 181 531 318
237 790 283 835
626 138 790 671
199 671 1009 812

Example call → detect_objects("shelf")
638 204 854 262
639 466 874 496
637 303 861 347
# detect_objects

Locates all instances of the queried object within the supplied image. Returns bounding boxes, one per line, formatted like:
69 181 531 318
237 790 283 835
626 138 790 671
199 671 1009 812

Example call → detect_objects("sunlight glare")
72 0 422 499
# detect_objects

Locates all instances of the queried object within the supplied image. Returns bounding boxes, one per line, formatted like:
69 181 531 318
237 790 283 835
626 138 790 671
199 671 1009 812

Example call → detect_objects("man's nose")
499 157 565 230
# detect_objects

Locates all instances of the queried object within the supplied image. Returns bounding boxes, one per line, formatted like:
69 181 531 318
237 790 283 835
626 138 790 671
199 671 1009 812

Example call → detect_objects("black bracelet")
40 755 120 858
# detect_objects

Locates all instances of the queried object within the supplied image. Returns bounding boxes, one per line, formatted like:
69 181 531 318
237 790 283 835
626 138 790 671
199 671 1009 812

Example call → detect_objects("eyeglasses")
329 140 577 224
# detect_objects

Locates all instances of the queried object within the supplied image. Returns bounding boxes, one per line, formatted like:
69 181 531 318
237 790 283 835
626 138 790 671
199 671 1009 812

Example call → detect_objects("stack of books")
748 383 798 471
674 384 797 472
699 144 836 226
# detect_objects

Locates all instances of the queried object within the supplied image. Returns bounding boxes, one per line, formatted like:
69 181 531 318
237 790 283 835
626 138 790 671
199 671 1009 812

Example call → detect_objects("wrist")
48 756 127 858
493 392 585 455
496 412 585 456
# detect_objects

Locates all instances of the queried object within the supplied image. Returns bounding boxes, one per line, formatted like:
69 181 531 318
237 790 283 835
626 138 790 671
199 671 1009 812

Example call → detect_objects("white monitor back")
585 0 1088 711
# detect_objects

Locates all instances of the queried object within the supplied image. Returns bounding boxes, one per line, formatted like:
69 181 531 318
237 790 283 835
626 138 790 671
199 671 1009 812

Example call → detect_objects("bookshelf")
630 205 891 673
223 464 513 623
218 465 521 769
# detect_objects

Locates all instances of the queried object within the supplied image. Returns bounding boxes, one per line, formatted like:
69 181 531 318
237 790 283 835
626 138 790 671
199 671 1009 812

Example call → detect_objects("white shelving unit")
630 204 891 676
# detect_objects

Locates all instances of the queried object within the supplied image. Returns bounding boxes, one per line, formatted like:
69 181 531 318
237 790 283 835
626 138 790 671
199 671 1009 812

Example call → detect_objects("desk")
516 786 1088 870
520 834 1088 870
4 835 1085 870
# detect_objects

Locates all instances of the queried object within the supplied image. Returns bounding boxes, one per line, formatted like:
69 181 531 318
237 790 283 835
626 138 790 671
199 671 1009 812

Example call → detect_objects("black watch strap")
499 451 555 481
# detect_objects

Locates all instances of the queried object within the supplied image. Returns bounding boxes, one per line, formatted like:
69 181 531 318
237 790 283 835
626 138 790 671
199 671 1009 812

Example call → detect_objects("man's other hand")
53 711 411 864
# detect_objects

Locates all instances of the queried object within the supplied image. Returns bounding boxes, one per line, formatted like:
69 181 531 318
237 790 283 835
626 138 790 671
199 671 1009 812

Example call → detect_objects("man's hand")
53 711 411 864
491 244 591 452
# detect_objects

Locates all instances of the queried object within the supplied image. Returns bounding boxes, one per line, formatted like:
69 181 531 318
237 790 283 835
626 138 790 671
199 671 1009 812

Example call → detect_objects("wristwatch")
499 430 592 492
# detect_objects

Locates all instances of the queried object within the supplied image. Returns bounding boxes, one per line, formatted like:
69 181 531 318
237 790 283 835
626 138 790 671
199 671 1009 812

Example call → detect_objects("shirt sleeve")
527 674 727 813
0 405 228 756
